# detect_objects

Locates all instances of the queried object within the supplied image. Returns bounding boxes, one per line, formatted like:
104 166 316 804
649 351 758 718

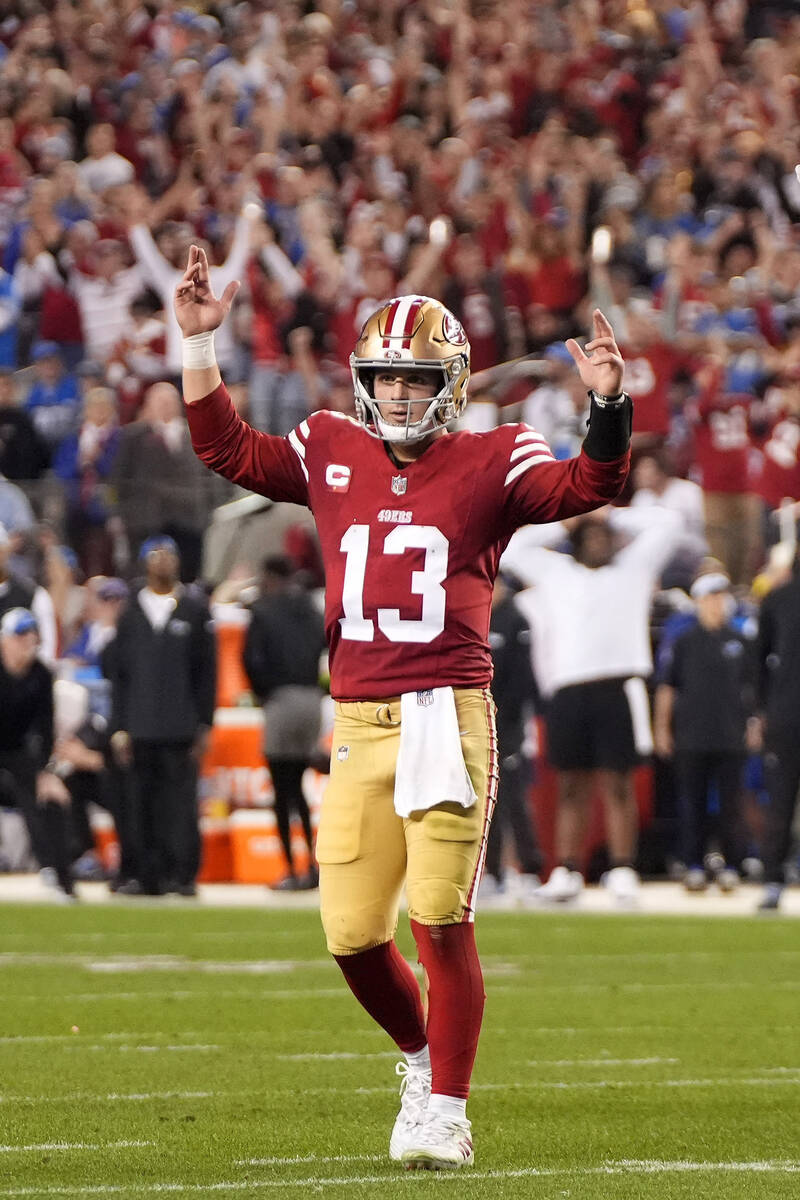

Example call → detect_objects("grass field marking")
5 1076 800 1105
2 1160 800 1195
0 952 337 973
276 1051 398 1061
0 987 350 1002
525 1057 679 1068
235 1155 384 1166
0 1141 154 1154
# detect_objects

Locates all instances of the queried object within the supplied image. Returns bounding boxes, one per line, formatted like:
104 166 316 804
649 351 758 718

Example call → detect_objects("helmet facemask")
350 358 467 443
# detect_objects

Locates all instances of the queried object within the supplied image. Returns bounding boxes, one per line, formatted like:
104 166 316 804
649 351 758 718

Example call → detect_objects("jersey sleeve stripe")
504 454 555 486
515 430 550 444
288 430 309 480
509 441 554 463
299 420 310 439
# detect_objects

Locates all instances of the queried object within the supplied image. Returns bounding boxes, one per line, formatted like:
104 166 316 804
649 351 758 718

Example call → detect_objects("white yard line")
276 1051 397 1061
0 1141 153 1154
3 1076 800 1106
525 1057 679 1067
2 1160 800 1195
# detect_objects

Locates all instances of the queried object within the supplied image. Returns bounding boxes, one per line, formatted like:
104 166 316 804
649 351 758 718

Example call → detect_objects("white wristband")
182 331 216 370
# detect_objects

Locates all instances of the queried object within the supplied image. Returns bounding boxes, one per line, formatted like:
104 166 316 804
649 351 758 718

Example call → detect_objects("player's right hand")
174 244 240 337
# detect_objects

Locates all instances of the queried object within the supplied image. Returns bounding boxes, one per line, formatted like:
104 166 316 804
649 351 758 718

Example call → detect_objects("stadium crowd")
0 0 800 906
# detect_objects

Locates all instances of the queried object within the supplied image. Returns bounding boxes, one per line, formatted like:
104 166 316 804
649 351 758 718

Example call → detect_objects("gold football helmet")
350 295 471 442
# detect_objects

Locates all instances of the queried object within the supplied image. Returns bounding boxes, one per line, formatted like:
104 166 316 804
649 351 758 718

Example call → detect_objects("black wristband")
582 391 632 461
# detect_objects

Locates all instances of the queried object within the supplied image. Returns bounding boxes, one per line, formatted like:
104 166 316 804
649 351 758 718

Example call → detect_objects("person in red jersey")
175 245 633 1171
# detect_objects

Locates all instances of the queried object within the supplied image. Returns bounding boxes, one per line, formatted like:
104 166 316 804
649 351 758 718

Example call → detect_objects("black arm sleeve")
582 393 633 462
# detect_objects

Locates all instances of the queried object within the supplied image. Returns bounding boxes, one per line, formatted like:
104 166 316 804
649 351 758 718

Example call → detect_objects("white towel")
393 687 478 818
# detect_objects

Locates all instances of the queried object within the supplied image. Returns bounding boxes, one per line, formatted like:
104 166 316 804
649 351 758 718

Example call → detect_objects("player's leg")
595 677 652 904
317 702 429 1154
267 758 298 882
401 688 497 1169
539 683 591 899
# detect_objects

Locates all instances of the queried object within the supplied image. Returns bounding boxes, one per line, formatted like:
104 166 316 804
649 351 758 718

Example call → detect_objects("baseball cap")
139 535 180 561
0 607 38 637
96 577 129 601
690 572 731 600
31 340 62 362
544 342 573 367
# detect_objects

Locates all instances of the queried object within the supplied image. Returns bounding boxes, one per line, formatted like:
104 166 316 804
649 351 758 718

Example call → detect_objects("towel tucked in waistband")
393 686 478 818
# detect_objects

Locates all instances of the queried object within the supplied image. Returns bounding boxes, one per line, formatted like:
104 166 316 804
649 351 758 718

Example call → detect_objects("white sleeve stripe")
509 441 553 463
515 430 549 444
299 420 310 439
288 432 309 480
504 454 555 487
288 429 306 459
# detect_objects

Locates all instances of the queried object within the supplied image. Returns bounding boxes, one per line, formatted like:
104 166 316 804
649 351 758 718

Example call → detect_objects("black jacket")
244 588 326 702
489 593 539 759
0 656 53 765
757 570 800 740
104 588 216 742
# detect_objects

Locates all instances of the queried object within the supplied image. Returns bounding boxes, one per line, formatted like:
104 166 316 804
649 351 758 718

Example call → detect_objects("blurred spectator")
112 382 213 580
520 344 587 459
0 368 49 480
78 124 134 195
69 240 143 365
105 537 216 897
0 472 36 542
0 523 56 664
52 386 121 578
106 291 167 424
23 340 80 448
243 555 325 890
481 572 542 901
754 546 800 910
631 450 708 586
0 607 73 900
43 542 86 655
0 265 20 368
128 194 254 381
63 576 128 671
687 356 762 584
654 573 757 893
504 507 683 905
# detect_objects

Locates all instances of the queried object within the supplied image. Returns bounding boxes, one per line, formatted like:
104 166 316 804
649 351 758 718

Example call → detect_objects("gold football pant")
317 688 498 956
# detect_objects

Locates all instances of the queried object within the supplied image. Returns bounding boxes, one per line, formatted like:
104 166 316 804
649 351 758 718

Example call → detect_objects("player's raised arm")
174 244 240 403
565 308 632 463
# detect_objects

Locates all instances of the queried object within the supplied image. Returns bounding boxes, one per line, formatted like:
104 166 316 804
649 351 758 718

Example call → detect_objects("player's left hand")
565 309 624 397
174 245 240 337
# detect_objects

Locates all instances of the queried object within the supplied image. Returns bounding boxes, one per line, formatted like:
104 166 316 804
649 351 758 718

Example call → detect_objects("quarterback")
176 246 632 1170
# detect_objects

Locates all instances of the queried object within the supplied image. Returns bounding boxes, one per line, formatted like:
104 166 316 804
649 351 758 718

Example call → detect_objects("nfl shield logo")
416 690 434 707
337 745 349 761
391 475 408 496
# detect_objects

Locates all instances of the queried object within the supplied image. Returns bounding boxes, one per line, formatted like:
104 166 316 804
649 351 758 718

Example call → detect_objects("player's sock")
410 921 485 1100
405 1044 431 1070
333 940 427 1053
428 1094 467 1120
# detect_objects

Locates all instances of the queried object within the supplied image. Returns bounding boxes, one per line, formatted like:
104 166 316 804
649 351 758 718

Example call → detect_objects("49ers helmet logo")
442 311 466 345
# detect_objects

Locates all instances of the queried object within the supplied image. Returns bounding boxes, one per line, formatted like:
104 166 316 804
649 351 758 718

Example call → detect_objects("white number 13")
339 524 449 643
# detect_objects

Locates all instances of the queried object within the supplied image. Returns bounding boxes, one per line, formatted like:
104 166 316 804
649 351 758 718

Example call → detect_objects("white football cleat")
603 865 641 907
536 865 583 903
389 1060 432 1161
400 1111 474 1170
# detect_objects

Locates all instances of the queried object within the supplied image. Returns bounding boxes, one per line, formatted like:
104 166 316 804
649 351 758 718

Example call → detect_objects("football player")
176 246 633 1170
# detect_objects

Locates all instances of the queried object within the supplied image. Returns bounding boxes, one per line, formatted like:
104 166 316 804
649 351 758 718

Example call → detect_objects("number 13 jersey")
187 386 628 700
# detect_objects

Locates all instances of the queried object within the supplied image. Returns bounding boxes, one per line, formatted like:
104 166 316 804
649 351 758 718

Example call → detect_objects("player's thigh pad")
317 703 407 955
405 689 498 925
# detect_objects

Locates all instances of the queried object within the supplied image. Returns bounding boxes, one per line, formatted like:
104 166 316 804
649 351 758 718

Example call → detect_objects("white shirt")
631 477 707 551
138 587 178 630
501 507 683 697
129 216 251 372
71 267 144 362
78 153 135 193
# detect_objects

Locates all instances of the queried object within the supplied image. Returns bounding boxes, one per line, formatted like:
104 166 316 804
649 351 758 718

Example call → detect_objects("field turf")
1 904 799 1198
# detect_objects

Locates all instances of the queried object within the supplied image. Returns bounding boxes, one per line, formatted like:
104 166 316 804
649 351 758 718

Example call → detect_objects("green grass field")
1 904 800 1198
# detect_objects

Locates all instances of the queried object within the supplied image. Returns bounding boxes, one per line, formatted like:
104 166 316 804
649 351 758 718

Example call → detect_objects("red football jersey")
755 416 800 509
187 386 628 699
689 393 757 494
618 342 682 436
